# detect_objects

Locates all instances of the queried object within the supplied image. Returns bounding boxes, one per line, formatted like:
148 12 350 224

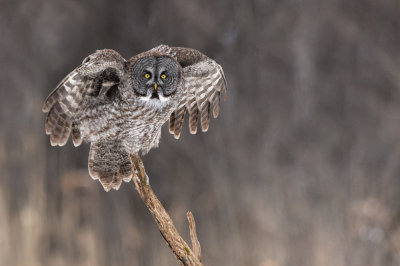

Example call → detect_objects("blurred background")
1 0 400 265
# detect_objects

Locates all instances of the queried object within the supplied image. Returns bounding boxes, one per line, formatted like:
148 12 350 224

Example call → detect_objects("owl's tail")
88 140 132 191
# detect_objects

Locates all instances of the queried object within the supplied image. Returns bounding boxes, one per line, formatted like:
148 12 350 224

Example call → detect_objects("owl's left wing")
159 46 227 139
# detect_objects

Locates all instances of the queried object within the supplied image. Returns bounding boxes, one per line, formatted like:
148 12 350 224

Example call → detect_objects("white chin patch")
158 93 169 102
140 92 170 106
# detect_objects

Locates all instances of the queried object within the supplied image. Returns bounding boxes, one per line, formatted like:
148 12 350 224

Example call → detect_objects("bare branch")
187 211 202 262
129 154 203 266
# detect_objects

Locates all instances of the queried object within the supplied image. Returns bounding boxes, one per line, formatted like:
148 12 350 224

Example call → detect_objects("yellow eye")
144 73 151 79
161 74 167 79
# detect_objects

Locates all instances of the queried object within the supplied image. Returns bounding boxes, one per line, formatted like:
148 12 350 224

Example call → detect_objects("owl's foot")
134 173 149 186
132 155 150 186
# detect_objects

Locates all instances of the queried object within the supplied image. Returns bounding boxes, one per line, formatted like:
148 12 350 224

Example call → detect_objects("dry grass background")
1 0 400 265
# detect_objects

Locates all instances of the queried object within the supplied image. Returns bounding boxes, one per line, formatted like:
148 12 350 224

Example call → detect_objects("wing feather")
71 122 83 147
163 46 227 138
189 106 199 134
200 101 211 132
169 111 176 134
42 49 126 146
173 104 187 139
212 91 221 118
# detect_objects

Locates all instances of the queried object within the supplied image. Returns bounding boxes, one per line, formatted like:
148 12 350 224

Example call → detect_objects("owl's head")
131 56 181 103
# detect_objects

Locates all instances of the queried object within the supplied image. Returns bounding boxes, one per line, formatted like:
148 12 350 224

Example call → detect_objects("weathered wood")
129 154 203 266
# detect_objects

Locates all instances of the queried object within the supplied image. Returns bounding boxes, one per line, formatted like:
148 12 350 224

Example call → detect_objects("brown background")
1 1 400 265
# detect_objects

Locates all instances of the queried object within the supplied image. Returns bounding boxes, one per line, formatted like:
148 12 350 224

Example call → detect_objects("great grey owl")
42 45 227 191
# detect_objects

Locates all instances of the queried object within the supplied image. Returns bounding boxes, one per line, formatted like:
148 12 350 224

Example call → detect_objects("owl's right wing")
159 46 227 139
42 49 127 147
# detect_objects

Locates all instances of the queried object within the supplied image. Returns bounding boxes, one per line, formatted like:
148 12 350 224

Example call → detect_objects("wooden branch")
187 211 202 262
129 154 203 266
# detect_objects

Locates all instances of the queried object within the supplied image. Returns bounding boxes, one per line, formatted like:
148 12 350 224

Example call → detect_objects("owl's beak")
154 83 158 90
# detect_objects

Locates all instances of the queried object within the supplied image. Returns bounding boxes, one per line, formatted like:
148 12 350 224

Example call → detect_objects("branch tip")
187 211 202 262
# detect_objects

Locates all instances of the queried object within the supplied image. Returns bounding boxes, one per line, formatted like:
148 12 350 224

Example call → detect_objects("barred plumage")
43 44 227 191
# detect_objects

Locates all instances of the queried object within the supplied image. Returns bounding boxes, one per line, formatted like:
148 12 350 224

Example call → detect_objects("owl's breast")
75 94 178 154
120 102 174 154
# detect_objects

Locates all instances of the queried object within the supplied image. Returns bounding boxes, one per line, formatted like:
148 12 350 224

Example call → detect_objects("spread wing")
159 46 227 139
42 49 127 146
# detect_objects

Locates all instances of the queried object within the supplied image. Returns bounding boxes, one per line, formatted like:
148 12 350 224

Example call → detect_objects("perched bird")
42 45 227 191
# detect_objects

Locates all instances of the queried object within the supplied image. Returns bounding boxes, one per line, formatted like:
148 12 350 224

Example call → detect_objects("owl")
42 45 227 191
